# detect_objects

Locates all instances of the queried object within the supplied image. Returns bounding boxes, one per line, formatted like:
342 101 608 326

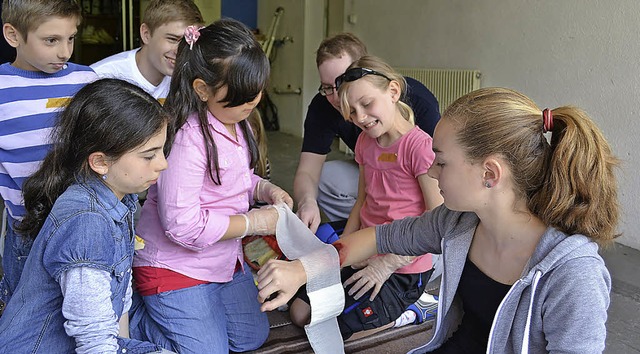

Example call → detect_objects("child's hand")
257 259 307 312
344 254 414 301
256 180 293 208
350 259 369 269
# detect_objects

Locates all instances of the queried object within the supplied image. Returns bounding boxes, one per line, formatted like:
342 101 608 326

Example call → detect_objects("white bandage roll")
275 205 345 354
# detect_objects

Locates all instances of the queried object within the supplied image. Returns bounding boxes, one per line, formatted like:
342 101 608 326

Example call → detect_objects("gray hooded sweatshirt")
376 205 610 354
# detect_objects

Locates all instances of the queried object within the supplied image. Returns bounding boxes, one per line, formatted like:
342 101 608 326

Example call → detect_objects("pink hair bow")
184 25 204 50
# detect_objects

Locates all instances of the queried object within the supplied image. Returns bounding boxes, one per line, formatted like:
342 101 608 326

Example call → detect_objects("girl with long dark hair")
133 18 292 352
0 78 170 353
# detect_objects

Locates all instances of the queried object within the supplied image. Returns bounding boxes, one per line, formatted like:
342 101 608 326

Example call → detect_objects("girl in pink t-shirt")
290 56 443 339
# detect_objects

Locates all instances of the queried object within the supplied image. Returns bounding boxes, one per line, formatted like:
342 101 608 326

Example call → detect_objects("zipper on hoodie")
485 270 543 354
520 270 542 354
409 239 446 354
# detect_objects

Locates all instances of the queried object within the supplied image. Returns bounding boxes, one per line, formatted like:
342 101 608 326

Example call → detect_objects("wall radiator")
396 68 482 114
338 68 481 154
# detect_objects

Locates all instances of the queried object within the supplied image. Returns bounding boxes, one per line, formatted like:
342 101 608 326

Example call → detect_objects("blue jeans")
138 264 269 353
128 292 175 352
0 216 32 304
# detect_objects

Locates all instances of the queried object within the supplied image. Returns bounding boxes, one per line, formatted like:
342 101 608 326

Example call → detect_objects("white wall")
258 0 325 137
342 0 640 249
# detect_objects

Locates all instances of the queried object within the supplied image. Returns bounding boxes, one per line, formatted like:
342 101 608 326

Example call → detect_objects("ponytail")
445 88 619 246
397 100 415 125
529 107 619 245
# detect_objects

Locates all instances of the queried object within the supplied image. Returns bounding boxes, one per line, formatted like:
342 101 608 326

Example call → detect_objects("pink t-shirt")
355 126 436 274
134 111 262 282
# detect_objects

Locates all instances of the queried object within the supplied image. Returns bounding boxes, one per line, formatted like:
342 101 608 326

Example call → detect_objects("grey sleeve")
123 276 132 314
376 206 446 256
540 256 611 353
60 267 119 354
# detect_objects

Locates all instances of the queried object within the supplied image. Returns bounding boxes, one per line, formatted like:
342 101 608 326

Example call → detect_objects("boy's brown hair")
315 32 367 67
1 0 81 40
142 0 203 34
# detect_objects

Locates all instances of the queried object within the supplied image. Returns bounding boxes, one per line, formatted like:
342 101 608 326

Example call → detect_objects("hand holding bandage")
255 180 293 208
296 199 321 233
262 205 346 353
344 254 414 301
257 259 307 311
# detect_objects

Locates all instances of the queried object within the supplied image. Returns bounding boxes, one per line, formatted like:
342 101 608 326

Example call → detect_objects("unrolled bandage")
275 205 345 354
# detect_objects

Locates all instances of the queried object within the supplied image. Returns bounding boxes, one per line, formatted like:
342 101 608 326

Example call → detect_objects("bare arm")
342 165 366 236
257 226 378 311
294 152 327 232
418 173 443 211
221 215 252 240
333 226 378 268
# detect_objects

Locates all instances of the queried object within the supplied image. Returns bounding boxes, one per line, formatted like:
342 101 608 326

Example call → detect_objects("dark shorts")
294 265 432 339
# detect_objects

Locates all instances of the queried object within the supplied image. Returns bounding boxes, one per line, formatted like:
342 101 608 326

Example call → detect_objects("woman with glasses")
293 33 440 233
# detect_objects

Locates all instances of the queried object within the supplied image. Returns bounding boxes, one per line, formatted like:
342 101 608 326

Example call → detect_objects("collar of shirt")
207 110 246 147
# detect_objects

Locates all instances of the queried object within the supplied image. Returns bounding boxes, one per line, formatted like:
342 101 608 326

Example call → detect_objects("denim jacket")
0 178 161 353
0 214 33 305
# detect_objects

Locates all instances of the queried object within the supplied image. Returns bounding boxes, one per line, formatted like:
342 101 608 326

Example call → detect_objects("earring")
484 181 491 188
102 174 108 180
201 96 207 101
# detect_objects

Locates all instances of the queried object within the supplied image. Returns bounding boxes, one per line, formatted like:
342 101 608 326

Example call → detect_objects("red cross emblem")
361 306 374 317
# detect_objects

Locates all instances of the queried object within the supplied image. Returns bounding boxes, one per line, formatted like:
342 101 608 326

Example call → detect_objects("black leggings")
294 266 432 339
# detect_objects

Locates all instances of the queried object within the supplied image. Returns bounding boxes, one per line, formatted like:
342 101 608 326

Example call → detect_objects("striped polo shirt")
0 62 97 220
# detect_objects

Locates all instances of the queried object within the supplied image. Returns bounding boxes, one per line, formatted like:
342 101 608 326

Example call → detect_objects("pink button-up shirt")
134 111 262 282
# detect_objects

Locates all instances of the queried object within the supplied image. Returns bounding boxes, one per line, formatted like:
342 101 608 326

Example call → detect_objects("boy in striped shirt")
0 0 97 309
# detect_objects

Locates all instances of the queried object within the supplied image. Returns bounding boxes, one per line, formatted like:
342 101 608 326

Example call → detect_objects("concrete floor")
601 244 640 353
266 130 640 354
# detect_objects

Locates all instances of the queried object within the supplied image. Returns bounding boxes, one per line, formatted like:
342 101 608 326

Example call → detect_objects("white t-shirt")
91 49 170 102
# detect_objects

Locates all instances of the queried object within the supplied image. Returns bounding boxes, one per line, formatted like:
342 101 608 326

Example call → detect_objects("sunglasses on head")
334 67 392 90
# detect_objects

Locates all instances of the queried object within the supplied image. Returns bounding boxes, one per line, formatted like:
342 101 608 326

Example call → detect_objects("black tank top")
430 258 512 354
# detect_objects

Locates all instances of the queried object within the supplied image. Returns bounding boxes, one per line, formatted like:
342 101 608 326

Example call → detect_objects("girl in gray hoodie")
257 87 619 354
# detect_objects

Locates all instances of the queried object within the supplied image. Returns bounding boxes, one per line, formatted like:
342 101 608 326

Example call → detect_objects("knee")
254 322 270 349
289 298 311 328
231 316 270 352
253 316 270 348
318 161 357 192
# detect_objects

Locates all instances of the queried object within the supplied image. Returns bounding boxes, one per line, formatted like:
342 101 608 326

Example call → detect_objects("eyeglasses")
334 67 392 90
318 85 337 96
